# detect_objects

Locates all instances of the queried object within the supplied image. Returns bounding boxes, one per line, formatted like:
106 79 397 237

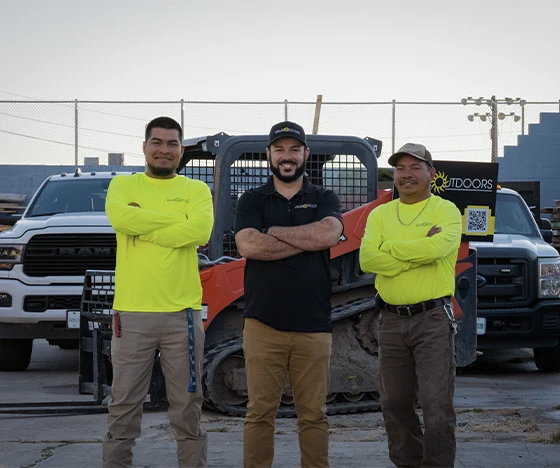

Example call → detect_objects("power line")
0 112 140 138
0 128 144 157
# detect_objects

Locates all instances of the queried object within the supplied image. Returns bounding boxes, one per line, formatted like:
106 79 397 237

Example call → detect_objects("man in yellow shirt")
360 143 462 468
102 117 213 468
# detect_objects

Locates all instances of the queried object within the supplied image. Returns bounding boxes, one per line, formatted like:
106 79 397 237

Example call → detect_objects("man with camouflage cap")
360 143 462 467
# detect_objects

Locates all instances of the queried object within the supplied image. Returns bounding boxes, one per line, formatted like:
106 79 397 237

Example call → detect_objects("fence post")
74 99 78 166
391 99 396 155
284 99 288 120
181 99 184 132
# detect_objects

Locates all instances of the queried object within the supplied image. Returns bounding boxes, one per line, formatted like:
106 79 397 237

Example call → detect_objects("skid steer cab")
78 132 478 415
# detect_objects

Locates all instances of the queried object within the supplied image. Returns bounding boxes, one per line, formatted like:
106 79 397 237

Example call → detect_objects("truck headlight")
0 245 24 271
539 259 560 298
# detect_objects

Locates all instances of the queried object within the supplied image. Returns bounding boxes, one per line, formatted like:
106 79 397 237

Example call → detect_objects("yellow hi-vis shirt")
359 195 462 306
105 173 213 312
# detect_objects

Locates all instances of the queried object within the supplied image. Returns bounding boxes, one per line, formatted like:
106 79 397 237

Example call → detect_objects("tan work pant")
378 305 456 468
243 317 332 468
102 310 207 468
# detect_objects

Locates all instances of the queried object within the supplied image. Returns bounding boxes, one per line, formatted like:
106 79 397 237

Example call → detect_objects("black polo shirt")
234 176 342 333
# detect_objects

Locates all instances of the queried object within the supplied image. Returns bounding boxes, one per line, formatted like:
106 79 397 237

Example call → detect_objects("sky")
1 0 559 102
0 0 559 166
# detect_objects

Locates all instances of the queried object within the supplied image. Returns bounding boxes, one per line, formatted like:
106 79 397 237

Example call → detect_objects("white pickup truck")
0 169 123 370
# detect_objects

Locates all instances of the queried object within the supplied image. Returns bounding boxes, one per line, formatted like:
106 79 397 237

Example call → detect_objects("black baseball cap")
268 121 307 147
388 143 434 167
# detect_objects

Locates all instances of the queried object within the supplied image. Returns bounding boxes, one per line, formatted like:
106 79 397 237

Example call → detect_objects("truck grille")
24 295 82 312
543 312 560 329
477 258 530 308
23 234 116 277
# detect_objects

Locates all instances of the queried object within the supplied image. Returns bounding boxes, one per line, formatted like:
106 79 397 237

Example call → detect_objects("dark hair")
145 116 183 141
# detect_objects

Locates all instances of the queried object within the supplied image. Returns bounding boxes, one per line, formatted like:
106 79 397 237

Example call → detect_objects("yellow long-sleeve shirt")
105 173 213 312
359 195 461 305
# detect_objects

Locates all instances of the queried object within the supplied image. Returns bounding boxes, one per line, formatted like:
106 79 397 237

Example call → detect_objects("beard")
146 162 176 177
269 160 306 183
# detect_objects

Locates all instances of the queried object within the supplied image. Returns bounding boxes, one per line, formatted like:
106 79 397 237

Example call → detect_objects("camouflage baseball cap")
388 143 433 167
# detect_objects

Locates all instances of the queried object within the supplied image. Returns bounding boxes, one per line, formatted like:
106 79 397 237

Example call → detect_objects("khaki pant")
102 310 207 468
243 318 332 468
378 305 456 468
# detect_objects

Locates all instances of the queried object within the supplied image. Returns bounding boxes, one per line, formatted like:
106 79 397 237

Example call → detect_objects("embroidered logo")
167 197 188 203
294 203 317 209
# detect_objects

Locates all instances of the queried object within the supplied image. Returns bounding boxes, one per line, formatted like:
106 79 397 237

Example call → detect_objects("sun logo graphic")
431 171 449 194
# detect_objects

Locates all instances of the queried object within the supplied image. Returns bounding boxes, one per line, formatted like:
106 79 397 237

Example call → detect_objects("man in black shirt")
234 121 343 468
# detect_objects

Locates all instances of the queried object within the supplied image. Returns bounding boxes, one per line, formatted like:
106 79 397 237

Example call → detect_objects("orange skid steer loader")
78 132 477 416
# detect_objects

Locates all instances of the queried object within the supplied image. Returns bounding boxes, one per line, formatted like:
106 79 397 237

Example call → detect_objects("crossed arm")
359 209 417 277
360 203 462 276
106 177 214 249
380 205 462 264
236 216 343 261
105 178 184 236
139 184 214 248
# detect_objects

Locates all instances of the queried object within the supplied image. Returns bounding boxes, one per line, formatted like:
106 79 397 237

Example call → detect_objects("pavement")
0 342 559 468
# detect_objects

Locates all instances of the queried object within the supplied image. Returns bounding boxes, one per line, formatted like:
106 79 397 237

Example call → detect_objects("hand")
427 225 442 237
128 202 140 208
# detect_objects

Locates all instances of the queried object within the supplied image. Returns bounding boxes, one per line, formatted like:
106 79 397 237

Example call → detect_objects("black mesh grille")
23 295 82 312
477 258 530 308
81 270 115 323
180 152 368 259
23 234 116 277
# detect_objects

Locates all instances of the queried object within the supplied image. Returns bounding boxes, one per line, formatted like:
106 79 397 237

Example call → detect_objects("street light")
498 112 521 122
462 96 524 163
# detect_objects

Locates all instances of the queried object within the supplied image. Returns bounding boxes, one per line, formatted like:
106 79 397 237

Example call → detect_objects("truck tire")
534 343 560 372
0 338 33 371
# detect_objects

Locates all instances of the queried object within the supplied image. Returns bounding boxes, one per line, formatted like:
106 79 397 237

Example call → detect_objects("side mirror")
540 218 553 244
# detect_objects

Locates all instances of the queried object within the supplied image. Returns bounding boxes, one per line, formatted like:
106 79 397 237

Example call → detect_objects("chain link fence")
0 99 559 166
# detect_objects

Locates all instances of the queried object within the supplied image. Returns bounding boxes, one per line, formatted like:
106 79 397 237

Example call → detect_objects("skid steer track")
202 298 382 417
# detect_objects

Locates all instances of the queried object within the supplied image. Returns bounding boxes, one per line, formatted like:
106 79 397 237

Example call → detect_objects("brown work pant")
378 305 456 468
102 310 207 468
243 318 332 468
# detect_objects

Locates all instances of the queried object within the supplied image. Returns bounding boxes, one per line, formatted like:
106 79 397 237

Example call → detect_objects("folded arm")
105 177 184 235
268 216 343 251
380 203 462 264
236 228 303 260
139 183 214 248
359 208 416 277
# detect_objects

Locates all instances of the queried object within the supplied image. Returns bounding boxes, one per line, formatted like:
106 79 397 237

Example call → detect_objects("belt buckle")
396 305 412 317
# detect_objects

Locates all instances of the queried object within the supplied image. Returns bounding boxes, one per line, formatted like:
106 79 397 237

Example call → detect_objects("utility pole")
462 96 523 163
490 95 498 163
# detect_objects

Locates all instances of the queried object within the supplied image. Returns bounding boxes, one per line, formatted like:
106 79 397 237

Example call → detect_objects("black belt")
384 297 450 317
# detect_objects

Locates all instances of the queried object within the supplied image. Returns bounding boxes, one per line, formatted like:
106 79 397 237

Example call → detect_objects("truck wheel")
534 343 560 372
0 338 33 371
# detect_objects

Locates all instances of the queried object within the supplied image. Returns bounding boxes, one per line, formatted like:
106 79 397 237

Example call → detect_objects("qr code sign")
466 208 489 233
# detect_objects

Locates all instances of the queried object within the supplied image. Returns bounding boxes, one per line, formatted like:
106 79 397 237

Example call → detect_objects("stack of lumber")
0 193 26 231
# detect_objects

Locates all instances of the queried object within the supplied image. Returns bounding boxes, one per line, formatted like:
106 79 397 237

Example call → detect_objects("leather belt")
385 297 450 317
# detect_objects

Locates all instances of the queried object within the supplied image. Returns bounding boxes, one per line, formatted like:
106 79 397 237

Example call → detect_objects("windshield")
27 179 111 217
494 192 540 237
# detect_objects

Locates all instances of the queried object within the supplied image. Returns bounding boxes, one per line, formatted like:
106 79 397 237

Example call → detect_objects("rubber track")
202 297 380 417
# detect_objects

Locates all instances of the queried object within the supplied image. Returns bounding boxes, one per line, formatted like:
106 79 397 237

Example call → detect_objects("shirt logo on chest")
167 197 188 203
294 203 317 209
